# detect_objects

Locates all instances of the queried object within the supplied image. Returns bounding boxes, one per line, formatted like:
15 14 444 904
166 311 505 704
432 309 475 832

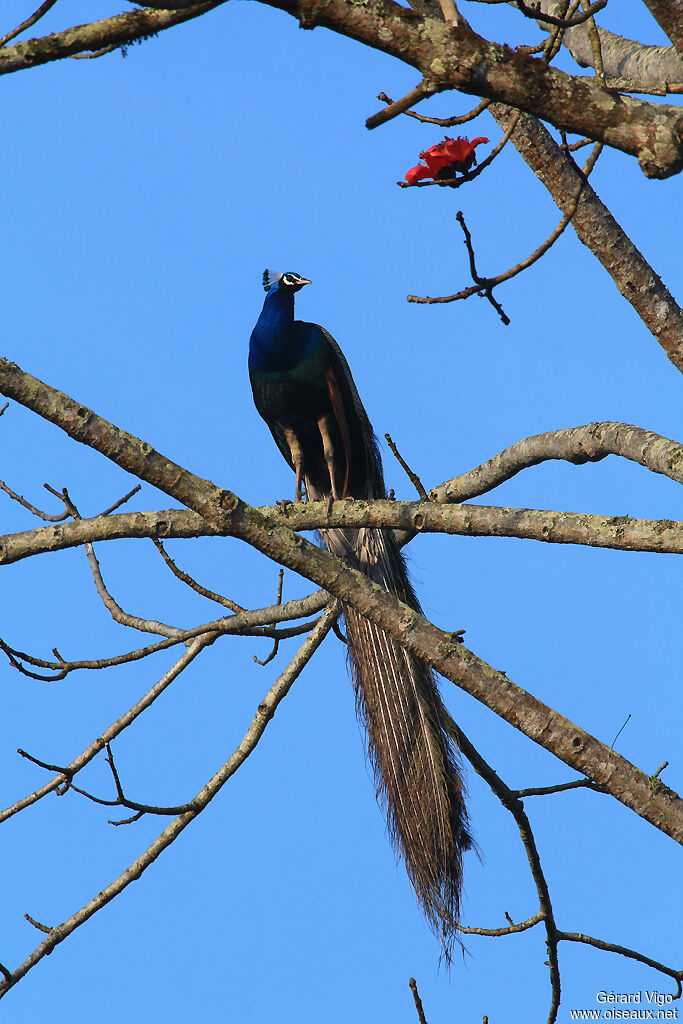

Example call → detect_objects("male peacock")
249 270 472 950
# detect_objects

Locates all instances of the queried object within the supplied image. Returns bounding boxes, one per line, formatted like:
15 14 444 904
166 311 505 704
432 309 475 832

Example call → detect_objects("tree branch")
640 0 683 61
488 106 683 371
0 361 680 843
430 421 683 501
0 604 338 998
0 2 222 72
3 500 683 564
531 1 683 91
0 637 210 824
2 0 682 175
260 0 683 176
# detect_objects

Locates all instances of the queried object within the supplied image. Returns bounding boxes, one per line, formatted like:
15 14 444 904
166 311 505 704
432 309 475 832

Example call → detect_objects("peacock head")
262 270 312 294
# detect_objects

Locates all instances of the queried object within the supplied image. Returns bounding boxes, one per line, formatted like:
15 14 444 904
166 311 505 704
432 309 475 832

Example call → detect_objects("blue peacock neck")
249 284 306 374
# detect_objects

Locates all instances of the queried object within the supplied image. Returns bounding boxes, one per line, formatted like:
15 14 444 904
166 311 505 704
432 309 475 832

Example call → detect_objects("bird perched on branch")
249 270 471 951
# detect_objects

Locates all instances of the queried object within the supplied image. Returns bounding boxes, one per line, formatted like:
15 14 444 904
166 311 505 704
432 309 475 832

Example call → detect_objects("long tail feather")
322 521 472 951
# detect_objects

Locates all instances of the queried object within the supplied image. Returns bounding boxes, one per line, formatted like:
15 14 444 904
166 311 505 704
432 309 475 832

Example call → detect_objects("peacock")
249 270 472 950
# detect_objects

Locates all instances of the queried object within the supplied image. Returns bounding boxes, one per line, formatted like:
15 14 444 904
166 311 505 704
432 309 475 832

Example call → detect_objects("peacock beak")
299 278 312 287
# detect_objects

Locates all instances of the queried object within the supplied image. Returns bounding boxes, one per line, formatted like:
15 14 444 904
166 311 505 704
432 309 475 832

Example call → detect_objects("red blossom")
405 136 489 185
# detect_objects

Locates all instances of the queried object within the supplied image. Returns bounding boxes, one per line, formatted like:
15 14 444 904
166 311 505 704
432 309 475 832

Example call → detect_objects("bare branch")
460 910 544 936
431 422 683 502
0 638 210 824
0 604 338 998
640 0 683 60
0 0 58 48
408 142 602 309
473 0 607 27
409 978 430 1024
24 914 51 935
514 778 603 797
385 433 429 499
376 91 490 126
0 2 223 74
3 498 683 565
0 594 324 683
69 44 120 60
84 540 184 639
152 538 245 612
556 930 683 995
489 105 683 369
97 484 141 517
2 0 680 175
254 569 286 666
0 363 680 841
366 79 438 129
0 478 69 521
453 725 561 1023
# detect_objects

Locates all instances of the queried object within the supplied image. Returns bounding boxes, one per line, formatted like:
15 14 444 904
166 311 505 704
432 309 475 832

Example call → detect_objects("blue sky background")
1 1 681 1021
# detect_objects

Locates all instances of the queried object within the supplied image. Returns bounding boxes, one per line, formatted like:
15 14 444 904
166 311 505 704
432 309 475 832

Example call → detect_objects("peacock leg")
283 427 305 503
317 415 340 500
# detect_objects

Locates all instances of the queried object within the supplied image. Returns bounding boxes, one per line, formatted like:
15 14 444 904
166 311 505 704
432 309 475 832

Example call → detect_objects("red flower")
405 136 489 185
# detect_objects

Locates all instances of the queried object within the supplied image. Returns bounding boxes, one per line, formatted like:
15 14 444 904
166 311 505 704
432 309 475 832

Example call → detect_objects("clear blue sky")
1 2 681 1021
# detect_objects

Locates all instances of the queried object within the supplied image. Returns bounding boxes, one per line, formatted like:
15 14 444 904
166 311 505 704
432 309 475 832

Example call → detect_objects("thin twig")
469 0 605 25
0 609 316 682
366 80 438 130
377 92 490 127
1 638 210 825
385 433 429 500
611 713 631 749
85 538 184 639
0 605 338 998
543 0 581 62
254 569 285 665
22 741 200 819
69 43 119 59
409 978 429 1024
24 914 51 935
152 538 244 612
0 479 69 522
98 484 141 517
559 137 593 152
556 931 683 996
519 0 606 26
514 778 604 798
0 0 58 48
451 725 561 1024
460 910 544 936
579 0 607 87
408 142 602 313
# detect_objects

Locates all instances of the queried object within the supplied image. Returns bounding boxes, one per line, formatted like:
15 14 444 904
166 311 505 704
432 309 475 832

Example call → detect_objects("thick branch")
431 421 683 501
3 501 682 563
490 107 683 370
641 0 683 61
2 420 682 565
532 2 683 90
259 0 683 176
0 3 221 71
0 361 680 844
2 0 682 175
